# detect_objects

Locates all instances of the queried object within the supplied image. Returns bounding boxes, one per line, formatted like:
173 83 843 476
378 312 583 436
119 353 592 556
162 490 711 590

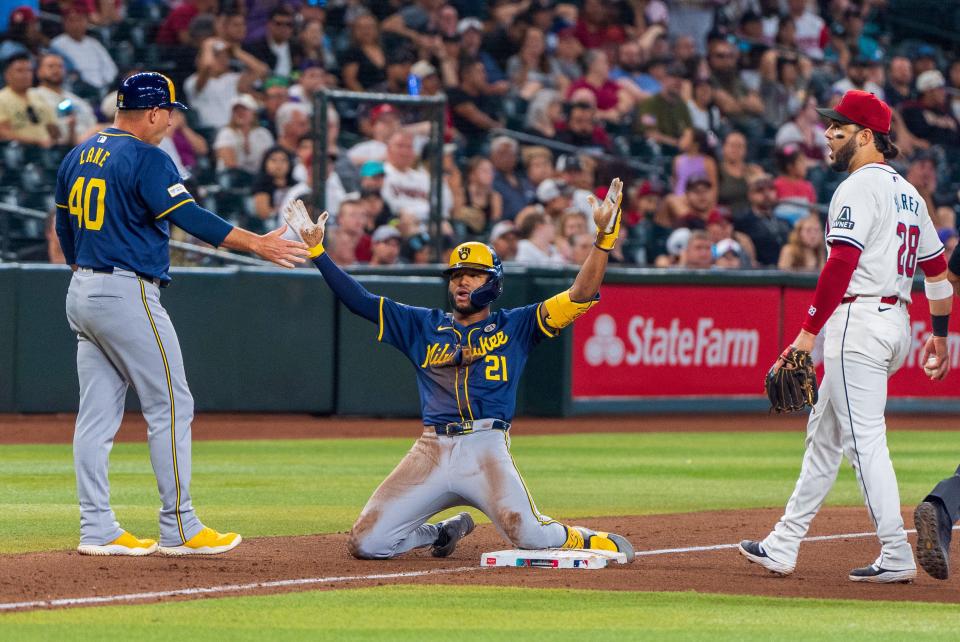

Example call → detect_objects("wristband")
308 242 325 258
925 278 953 301
932 314 949 337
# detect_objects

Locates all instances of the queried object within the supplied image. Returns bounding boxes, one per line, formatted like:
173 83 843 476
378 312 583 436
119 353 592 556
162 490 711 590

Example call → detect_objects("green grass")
3 585 958 641
1 431 956 553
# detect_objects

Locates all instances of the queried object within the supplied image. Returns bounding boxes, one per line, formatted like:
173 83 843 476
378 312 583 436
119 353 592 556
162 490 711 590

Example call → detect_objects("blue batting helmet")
443 242 504 308
117 72 188 111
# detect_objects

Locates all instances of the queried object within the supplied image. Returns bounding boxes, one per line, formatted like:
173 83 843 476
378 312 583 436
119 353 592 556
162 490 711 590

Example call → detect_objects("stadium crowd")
2 0 958 271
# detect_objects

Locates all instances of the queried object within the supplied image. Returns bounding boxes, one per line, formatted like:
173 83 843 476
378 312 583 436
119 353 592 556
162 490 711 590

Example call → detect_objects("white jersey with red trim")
825 162 944 303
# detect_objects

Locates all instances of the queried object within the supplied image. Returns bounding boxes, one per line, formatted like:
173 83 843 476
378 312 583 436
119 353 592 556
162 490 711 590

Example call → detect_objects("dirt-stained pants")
348 428 568 559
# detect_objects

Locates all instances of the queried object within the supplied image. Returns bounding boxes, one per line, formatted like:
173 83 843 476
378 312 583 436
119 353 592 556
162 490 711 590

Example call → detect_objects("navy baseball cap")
117 72 187 111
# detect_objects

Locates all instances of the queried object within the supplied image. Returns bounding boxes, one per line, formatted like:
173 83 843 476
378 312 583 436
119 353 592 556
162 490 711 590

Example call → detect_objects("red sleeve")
801 242 862 335
919 253 947 277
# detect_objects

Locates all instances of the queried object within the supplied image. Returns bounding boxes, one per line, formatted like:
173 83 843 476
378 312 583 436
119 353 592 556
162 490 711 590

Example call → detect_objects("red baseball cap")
9 6 37 24
815 89 891 135
369 103 398 123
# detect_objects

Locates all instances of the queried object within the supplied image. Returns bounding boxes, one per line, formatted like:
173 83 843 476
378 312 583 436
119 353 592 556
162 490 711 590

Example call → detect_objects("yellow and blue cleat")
77 531 158 556
563 526 635 562
158 527 242 556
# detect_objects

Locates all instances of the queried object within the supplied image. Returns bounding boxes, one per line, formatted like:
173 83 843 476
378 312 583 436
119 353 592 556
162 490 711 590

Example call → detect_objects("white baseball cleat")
77 531 158 556
848 564 916 583
738 540 795 576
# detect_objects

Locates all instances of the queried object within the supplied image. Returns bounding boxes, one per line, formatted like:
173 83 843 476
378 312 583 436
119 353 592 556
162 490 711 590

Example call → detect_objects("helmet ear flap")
467 250 504 308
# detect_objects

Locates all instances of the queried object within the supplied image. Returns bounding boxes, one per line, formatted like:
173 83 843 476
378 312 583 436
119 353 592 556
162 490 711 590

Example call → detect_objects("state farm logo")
585 315 626 366
583 314 760 367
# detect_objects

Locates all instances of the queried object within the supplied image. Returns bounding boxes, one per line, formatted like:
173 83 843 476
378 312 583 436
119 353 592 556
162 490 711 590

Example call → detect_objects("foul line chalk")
3 525 958 612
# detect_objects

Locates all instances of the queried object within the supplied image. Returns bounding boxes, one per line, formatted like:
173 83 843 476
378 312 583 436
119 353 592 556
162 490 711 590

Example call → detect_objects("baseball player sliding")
740 90 952 583
55 73 308 556
283 179 634 561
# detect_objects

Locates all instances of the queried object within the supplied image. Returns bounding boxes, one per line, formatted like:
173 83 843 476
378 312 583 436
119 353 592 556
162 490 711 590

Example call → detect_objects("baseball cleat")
738 540 794 576
77 531 158 556
158 527 242 556
914 501 951 580
431 512 475 558
848 564 916 583
573 527 635 562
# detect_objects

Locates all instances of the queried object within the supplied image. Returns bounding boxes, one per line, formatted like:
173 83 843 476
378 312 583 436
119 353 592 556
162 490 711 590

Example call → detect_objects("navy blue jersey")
54 128 197 281
378 300 558 425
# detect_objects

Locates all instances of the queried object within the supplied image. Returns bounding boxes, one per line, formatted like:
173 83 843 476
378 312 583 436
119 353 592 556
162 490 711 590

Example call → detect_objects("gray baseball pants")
66 268 202 546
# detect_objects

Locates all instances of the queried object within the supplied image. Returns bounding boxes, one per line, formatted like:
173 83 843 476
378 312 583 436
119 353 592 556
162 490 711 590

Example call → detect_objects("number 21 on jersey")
485 355 508 381
68 176 106 231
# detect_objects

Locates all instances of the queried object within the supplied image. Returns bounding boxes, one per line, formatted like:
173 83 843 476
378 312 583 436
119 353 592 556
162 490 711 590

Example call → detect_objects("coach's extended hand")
588 177 623 251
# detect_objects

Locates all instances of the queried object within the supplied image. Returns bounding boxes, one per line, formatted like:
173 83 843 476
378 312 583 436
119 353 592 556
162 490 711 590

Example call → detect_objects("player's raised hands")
283 199 328 249
588 177 623 251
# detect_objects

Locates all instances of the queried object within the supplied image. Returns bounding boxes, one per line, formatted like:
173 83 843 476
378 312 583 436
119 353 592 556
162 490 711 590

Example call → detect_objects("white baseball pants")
762 297 915 572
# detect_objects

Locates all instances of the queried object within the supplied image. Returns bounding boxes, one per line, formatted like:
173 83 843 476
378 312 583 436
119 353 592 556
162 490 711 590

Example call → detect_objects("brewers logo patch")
834 206 855 230
458 246 471 260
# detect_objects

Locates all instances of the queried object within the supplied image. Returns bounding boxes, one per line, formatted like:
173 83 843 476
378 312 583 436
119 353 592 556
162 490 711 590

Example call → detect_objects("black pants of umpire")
926 464 960 525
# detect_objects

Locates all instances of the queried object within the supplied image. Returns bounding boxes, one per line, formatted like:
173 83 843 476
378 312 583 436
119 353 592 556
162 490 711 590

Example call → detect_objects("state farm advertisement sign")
782 288 960 398
571 285 781 398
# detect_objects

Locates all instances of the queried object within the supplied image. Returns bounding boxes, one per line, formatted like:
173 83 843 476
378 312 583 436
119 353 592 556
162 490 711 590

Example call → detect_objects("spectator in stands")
672 128 718 198
489 219 519 262
832 56 884 100
491 135 535 220
260 76 289 133
0 6 47 61
0 53 58 147
671 174 715 230
635 62 692 150
884 56 914 109
244 6 301 78
785 0 824 59
457 156 502 234
299 18 335 71
901 70 960 151
382 0 444 50
906 152 955 231
522 145 553 189
347 104 401 167
706 35 764 135
289 59 328 106
507 26 567 100
680 229 714 269
568 231 595 266
214 94 275 174
274 101 310 155
342 12 387 92
687 79 723 141
574 0 626 50
156 0 203 45
553 27 583 86
773 144 816 205
333 196 372 262
368 225 402 266
448 58 503 152
252 146 295 225
758 50 806 130
49 5 117 93
778 214 825 272
567 50 632 124
536 178 573 221
158 109 208 178
838 4 882 62
381 131 451 225
217 11 247 53
624 179 670 265
555 153 597 219
33 52 95 147
524 89 562 139
372 45 416 95
555 89 612 152
362 186 394 229
515 210 565 266
775 95 828 164
713 238 747 270
706 209 756 267
185 37 269 129
610 40 655 102
717 130 761 217
461 18 508 89
949 60 960 123
732 174 790 268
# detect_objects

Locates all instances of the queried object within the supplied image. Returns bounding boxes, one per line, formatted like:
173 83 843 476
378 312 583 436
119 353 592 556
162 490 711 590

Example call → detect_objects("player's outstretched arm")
220 225 310 268
283 200 380 323
539 178 622 331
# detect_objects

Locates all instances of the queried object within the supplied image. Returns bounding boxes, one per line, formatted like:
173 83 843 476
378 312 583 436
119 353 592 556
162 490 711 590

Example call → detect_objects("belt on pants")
841 295 899 305
77 266 167 288
431 419 511 436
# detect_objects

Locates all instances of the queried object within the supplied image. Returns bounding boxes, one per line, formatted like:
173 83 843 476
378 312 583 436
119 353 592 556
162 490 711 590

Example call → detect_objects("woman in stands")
777 214 825 272
252 146 296 227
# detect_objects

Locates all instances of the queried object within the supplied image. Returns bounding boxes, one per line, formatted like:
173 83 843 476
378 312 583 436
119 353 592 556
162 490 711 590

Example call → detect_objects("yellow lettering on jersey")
78 147 110 168
477 331 509 355
421 343 455 368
